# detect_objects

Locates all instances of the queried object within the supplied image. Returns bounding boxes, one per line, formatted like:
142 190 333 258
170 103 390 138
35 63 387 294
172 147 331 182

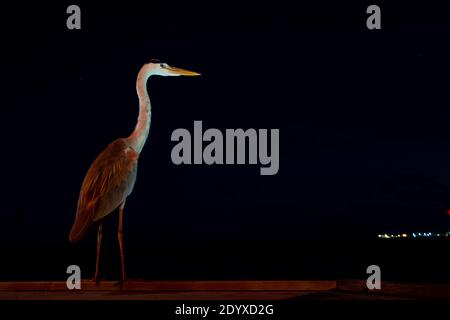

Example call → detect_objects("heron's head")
145 59 201 77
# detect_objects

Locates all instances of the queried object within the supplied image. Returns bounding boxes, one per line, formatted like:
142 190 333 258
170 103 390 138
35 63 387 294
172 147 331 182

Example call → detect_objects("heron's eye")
160 63 165 68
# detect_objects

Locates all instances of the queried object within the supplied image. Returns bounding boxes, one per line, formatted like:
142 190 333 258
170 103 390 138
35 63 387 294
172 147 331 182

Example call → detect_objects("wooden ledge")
0 280 448 300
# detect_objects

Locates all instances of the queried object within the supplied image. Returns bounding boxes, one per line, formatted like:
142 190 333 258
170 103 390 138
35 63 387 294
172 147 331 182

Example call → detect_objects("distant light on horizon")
377 231 450 239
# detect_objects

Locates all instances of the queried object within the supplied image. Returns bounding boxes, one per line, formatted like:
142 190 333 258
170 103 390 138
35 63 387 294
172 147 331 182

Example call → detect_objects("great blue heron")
69 60 200 282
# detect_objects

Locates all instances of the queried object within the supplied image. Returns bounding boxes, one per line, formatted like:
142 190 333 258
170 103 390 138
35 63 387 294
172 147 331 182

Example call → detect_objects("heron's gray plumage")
69 138 138 243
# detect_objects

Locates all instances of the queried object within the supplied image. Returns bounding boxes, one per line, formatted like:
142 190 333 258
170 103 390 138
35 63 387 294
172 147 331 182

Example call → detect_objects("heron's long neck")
127 68 152 154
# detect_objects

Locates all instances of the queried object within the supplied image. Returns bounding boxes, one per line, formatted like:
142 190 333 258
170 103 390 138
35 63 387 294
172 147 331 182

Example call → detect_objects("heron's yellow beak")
167 66 201 76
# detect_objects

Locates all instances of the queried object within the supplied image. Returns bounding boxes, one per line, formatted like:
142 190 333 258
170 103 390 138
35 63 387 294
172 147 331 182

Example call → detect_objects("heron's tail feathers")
69 203 96 243
69 221 90 243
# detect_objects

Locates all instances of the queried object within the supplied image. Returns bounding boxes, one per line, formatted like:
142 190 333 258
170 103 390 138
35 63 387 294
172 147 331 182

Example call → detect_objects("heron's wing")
69 139 139 242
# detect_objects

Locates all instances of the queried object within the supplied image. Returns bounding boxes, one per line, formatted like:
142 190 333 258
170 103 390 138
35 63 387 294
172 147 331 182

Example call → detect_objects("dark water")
1 239 449 283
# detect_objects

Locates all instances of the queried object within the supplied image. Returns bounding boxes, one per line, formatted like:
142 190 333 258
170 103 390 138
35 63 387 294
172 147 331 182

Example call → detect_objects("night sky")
1 1 450 280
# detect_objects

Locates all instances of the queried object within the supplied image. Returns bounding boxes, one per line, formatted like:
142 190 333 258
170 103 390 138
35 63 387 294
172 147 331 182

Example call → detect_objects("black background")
0 1 449 282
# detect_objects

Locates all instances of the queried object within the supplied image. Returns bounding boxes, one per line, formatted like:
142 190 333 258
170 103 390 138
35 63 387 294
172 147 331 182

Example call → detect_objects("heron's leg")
118 201 127 282
94 224 103 283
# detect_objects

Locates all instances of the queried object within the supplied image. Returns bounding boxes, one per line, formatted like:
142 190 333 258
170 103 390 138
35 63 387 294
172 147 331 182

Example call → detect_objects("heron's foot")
114 278 128 288
91 277 102 286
